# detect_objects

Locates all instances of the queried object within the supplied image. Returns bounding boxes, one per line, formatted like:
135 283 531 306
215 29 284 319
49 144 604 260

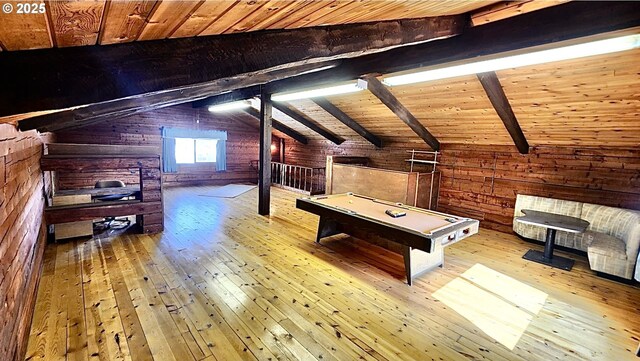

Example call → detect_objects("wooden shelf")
45 200 162 226
46 199 141 211
43 154 159 159
405 150 438 155
46 143 158 156
55 186 140 198
404 159 438 165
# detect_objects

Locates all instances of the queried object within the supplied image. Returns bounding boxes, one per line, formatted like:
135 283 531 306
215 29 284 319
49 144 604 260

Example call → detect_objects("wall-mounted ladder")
405 149 439 173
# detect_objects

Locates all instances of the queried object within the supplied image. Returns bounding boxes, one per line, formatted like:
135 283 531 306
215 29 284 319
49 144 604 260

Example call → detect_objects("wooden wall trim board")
284 139 640 233
0 124 52 361
471 0 571 27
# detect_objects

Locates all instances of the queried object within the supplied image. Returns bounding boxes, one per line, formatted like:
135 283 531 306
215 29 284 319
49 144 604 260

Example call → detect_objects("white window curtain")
161 127 227 172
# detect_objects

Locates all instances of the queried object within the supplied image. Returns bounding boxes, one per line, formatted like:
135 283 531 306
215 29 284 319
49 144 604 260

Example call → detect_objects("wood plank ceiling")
267 47 640 147
0 0 498 51
1 1 636 148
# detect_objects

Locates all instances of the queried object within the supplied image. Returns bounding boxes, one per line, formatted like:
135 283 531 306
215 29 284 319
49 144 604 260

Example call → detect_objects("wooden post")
325 156 334 195
279 138 285 163
259 90 272 215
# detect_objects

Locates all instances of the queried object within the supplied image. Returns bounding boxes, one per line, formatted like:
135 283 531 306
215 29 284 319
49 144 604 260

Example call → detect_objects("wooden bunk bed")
42 143 164 235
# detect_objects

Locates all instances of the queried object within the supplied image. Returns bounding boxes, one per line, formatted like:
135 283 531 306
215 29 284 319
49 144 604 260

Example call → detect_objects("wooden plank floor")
25 186 640 361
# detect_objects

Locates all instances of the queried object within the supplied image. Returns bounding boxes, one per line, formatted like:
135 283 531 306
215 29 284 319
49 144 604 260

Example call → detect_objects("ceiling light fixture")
272 80 368 102
208 100 251 112
383 34 640 87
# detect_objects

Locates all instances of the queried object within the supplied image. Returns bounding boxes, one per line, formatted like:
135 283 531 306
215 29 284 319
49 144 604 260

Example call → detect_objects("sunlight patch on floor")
433 264 548 350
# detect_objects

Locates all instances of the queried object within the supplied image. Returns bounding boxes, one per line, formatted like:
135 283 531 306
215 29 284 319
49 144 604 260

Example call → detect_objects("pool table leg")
403 246 412 286
316 217 341 243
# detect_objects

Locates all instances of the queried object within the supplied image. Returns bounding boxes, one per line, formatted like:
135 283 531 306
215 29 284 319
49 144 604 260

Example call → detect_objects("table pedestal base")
523 249 574 271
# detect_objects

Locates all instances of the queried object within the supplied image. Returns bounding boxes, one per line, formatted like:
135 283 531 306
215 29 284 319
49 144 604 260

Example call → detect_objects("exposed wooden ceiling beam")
272 103 344 145
16 62 337 132
265 2 640 94
243 108 308 145
363 76 439 150
13 1 639 133
3 14 466 117
476 71 529 154
312 97 382 148
192 86 261 109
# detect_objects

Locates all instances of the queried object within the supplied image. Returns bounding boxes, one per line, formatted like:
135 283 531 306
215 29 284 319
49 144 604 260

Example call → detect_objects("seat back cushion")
514 194 583 218
513 195 584 248
581 203 640 259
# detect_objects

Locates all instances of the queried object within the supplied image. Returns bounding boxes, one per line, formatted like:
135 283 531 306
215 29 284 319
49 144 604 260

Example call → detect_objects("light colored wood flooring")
25 186 640 361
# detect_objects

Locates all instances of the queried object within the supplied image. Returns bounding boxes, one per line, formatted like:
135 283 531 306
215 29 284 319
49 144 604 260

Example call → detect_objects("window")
195 139 217 162
175 138 217 164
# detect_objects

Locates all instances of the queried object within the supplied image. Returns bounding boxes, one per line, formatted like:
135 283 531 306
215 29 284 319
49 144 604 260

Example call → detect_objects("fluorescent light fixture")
383 34 640 86
272 81 366 102
208 100 250 112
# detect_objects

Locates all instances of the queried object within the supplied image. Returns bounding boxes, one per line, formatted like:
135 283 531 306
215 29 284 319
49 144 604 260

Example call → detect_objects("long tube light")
271 81 367 102
208 100 251 112
383 34 640 87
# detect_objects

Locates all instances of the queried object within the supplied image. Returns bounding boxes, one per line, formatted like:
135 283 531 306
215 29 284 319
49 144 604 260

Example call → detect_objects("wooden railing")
271 162 325 195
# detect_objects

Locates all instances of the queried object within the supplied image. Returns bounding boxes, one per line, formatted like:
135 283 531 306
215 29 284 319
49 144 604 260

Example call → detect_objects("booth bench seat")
513 194 640 280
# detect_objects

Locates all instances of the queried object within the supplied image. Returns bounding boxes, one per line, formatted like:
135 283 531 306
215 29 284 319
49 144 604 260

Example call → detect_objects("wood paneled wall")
54 105 277 189
285 139 640 232
0 124 52 361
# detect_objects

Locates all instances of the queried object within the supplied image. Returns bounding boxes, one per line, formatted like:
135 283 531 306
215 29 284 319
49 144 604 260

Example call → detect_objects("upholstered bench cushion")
587 233 627 260
513 194 584 249
588 233 634 279
570 231 595 252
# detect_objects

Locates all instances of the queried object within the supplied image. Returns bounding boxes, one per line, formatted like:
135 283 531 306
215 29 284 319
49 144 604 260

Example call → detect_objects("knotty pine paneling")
286 139 640 233
497 49 640 147
0 7 52 51
54 104 279 189
0 124 52 361
1 0 501 51
48 0 107 47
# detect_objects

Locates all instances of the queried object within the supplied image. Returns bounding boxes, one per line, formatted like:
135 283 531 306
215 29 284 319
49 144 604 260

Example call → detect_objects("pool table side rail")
309 193 465 220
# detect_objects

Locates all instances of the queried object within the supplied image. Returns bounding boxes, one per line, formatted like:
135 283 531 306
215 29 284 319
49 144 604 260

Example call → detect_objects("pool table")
296 192 479 285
